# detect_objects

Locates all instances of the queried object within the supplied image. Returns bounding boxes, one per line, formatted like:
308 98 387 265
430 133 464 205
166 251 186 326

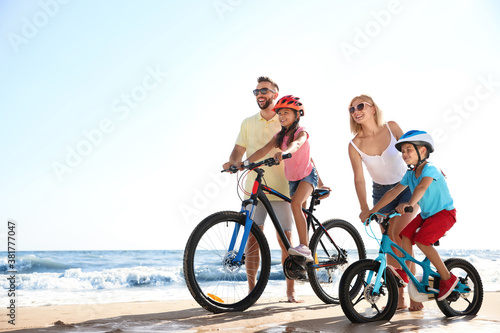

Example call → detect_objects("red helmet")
273 95 304 116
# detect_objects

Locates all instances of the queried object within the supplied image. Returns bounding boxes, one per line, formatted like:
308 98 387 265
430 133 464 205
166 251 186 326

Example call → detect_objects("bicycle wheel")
183 211 271 313
436 258 483 317
307 219 366 304
339 259 398 323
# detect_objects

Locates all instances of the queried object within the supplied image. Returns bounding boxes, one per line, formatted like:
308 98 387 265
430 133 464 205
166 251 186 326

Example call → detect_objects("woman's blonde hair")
349 94 384 134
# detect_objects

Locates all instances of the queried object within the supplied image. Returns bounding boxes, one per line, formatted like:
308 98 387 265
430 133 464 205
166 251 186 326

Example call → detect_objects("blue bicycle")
339 207 483 323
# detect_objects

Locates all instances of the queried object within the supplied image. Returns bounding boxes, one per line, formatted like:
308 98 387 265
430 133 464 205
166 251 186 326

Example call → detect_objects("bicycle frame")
369 213 470 297
227 166 341 267
370 233 440 295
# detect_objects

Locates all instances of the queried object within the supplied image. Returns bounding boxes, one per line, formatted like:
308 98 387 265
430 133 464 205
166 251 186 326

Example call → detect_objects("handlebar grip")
404 206 414 213
221 165 239 173
282 153 292 160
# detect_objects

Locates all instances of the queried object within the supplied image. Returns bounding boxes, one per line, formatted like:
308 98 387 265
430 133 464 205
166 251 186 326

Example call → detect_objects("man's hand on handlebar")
222 154 291 173
221 161 241 173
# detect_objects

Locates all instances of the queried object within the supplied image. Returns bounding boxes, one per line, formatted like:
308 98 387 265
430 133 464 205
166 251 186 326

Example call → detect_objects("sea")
1 249 499 307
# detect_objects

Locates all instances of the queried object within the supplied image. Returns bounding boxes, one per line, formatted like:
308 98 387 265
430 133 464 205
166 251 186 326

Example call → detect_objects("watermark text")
340 0 403 63
51 65 168 181
7 0 71 53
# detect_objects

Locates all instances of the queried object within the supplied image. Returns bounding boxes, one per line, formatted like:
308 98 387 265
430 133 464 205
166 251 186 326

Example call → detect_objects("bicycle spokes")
339 260 398 323
183 212 271 313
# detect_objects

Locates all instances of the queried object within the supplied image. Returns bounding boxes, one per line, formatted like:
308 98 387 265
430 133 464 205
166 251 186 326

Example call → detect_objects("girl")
348 94 419 310
244 95 319 261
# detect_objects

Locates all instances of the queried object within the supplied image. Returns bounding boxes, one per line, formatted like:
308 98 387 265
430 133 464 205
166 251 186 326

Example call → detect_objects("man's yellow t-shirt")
235 112 290 199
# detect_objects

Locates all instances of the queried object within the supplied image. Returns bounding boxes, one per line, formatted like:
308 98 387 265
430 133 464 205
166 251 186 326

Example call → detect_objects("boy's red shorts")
400 209 456 246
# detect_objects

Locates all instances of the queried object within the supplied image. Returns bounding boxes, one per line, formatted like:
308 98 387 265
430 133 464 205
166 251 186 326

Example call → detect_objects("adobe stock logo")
432 74 499 144
212 0 243 20
179 172 231 224
51 65 168 181
339 0 403 63
7 0 71 53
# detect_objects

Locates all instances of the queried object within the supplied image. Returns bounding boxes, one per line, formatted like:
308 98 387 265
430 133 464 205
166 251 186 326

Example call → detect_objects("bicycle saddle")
313 189 330 197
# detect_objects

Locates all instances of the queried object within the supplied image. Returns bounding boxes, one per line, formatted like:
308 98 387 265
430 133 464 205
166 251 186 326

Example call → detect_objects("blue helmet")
395 130 434 153
395 130 434 171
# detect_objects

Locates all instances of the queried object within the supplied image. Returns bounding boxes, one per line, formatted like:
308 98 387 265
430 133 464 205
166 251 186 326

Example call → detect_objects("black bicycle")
183 154 366 313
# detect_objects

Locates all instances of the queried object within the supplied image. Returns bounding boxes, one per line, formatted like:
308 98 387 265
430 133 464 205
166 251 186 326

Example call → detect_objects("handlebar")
367 206 413 225
221 153 292 173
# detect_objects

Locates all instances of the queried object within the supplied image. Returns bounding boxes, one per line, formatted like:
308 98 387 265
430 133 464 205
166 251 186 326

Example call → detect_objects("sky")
1 0 499 251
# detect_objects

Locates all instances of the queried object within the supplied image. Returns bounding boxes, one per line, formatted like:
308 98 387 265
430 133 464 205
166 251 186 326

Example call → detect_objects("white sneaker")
288 244 313 262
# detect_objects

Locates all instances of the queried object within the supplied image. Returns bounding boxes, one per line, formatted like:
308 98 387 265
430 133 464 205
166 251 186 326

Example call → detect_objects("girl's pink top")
276 127 313 181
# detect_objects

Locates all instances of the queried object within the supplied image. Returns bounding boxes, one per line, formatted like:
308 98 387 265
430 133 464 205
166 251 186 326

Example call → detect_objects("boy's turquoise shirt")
400 162 454 219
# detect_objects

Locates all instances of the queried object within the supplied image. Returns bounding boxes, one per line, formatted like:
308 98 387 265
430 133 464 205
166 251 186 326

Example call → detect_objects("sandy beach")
2 292 499 332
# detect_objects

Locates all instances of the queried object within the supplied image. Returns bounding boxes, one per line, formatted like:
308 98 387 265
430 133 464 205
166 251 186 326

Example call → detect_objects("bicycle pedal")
427 287 439 293
446 291 460 302
284 256 308 281
297 272 308 282
387 266 408 287
395 279 406 288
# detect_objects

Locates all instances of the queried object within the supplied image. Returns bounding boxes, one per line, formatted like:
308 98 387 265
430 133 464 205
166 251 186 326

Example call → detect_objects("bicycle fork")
227 200 257 265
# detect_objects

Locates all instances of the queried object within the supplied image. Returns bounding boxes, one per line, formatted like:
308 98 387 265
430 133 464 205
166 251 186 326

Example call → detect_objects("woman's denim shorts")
372 182 412 214
288 167 318 197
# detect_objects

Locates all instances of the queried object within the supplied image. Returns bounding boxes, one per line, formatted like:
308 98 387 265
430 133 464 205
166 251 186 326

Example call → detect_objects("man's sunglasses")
253 88 276 96
349 102 372 114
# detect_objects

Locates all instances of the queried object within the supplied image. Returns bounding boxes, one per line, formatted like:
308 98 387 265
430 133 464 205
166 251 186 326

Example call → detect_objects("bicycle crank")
284 256 308 281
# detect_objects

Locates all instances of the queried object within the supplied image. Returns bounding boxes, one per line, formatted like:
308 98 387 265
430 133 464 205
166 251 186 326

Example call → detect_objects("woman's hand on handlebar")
359 209 372 223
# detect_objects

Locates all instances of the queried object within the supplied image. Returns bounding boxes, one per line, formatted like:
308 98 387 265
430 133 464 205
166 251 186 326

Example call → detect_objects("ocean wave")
1 266 182 291
0 254 71 273
3 249 499 295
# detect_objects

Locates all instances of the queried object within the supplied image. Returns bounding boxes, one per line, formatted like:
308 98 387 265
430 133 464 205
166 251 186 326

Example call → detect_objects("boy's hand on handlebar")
396 203 412 214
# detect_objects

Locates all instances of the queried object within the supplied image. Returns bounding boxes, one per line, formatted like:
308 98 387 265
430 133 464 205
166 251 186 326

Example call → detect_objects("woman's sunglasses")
253 88 276 96
349 102 372 114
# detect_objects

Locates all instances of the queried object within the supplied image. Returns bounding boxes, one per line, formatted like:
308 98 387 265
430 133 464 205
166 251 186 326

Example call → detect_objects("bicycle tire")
436 258 483 317
307 219 366 304
339 259 398 323
183 211 271 313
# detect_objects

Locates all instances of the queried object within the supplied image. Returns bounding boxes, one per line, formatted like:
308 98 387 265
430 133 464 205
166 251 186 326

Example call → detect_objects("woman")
348 94 420 311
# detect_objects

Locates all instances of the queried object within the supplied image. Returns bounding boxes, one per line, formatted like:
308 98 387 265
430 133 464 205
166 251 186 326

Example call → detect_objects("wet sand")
2 292 499 332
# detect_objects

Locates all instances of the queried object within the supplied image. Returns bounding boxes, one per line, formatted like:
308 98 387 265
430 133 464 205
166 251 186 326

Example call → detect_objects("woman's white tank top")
350 124 407 185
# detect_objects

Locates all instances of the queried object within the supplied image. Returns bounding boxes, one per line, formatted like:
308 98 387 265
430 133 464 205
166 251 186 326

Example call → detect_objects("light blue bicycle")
339 207 483 323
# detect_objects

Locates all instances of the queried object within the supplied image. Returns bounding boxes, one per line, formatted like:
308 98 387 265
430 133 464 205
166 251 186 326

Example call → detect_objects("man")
222 76 302 303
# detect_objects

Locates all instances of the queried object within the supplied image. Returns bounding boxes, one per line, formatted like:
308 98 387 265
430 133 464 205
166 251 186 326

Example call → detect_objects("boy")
363 130 457 309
